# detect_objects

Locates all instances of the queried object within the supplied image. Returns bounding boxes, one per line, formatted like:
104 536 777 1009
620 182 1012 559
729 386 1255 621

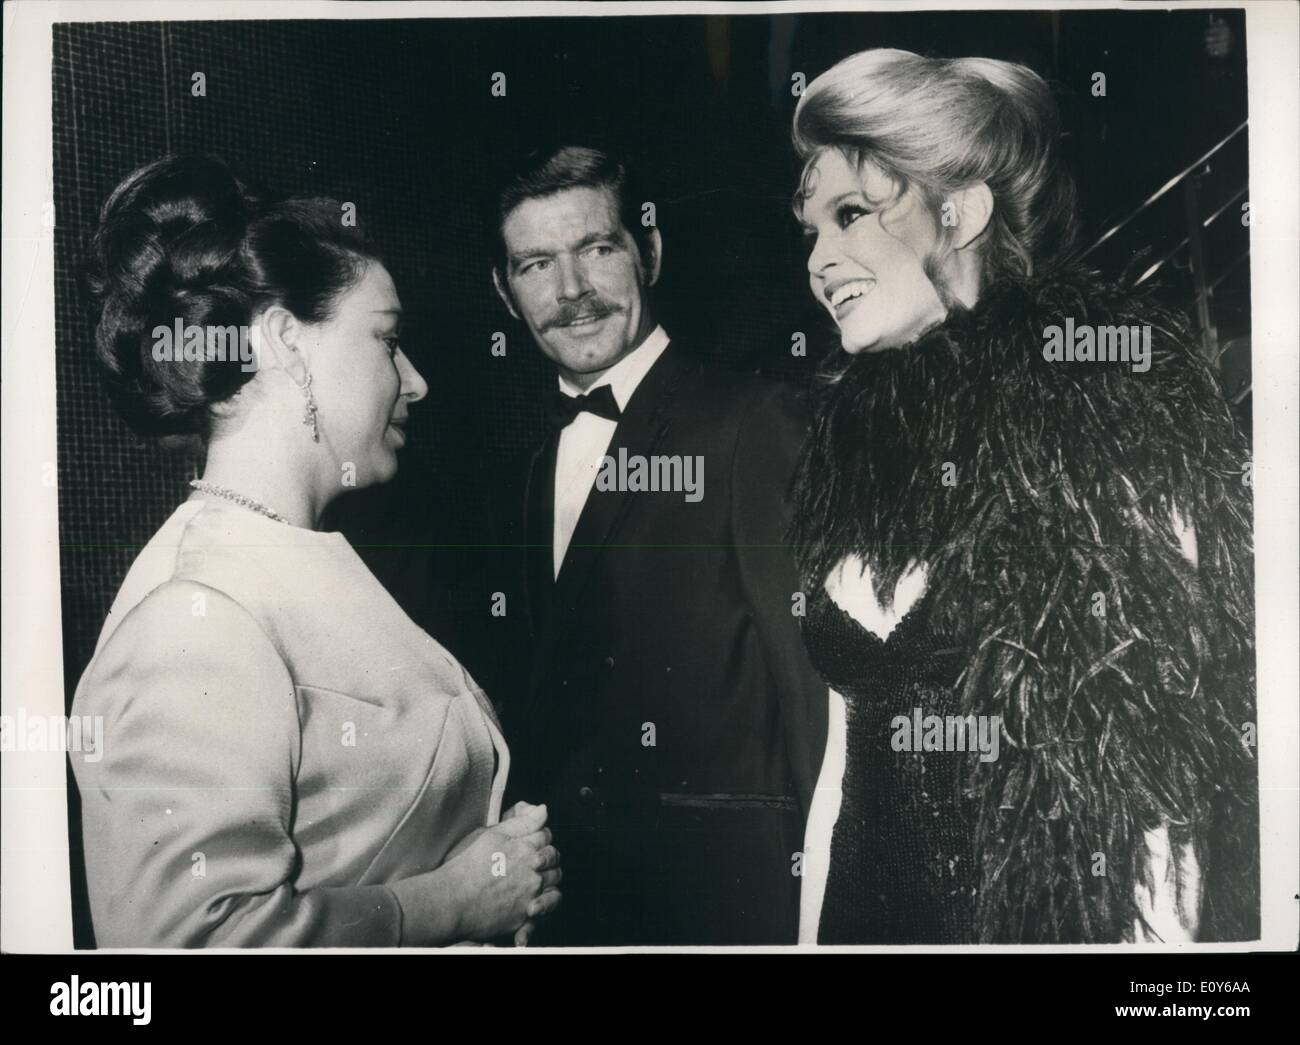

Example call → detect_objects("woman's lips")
828 278 876 320
387 421 407 446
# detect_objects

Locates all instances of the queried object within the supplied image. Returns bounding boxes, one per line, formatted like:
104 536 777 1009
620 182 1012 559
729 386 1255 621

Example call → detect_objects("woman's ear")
256 305 309 383
947 183 994 251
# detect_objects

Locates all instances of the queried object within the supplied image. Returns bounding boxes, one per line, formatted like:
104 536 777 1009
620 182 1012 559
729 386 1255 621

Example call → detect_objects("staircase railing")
1080 120 1249 372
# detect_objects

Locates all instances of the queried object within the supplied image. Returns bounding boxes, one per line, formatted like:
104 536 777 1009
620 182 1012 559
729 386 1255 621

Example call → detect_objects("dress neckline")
812 582 931 652
180 495 348 545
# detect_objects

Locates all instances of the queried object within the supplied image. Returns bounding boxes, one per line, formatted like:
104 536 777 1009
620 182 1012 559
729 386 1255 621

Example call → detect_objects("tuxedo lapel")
522 432 558 641
536 346 696 664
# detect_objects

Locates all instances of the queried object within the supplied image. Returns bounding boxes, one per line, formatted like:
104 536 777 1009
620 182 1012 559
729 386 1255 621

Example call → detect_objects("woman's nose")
397 351 429 403
806 229 837 278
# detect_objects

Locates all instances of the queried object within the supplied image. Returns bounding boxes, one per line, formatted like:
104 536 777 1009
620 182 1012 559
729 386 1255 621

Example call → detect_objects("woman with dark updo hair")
71 155 560 947
790 50 1257 944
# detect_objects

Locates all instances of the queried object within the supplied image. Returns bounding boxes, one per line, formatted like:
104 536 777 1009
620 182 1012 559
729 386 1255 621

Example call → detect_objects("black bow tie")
544 384 622 431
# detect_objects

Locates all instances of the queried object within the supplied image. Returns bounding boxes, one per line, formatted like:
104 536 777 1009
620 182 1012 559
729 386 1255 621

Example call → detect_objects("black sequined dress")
803 582 980 945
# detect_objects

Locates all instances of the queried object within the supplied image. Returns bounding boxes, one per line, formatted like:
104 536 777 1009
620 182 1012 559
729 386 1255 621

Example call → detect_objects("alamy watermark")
595 447 704 503
1042 318 1151 373
890 707 1002 763
1 708 103 762
50 977 150 1024
152 319 257 373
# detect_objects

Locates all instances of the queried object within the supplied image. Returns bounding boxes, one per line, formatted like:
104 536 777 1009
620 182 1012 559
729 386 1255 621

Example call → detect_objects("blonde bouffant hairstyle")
793 49 1079 283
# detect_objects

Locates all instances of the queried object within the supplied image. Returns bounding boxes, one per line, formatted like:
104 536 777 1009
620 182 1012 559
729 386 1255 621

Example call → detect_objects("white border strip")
2 0 1295 954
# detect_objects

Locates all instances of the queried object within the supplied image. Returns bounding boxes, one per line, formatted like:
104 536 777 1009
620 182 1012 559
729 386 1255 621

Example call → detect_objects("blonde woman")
790 51 1257 944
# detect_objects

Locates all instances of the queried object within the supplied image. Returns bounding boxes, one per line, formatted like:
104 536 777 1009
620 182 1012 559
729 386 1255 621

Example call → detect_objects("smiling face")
304 261 427 487
801 149 949 354
495 185 658 388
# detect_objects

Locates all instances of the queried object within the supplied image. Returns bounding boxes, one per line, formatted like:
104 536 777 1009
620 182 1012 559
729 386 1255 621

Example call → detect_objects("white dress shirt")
552 325 670 578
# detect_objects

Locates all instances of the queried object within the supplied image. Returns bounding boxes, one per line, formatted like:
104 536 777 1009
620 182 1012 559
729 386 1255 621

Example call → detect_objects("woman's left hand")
500 801 561 945
449 801 561 945
512 888 562 948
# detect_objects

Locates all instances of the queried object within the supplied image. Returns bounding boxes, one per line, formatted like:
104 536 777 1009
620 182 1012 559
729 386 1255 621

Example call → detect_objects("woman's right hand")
450 802 561 941
392 802 561 944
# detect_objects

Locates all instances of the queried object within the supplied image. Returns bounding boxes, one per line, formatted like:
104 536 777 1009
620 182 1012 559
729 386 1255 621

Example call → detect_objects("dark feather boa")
792 266 1258 942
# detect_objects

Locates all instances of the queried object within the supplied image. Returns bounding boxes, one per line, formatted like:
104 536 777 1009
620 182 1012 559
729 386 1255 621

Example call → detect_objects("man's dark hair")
488 143 656 273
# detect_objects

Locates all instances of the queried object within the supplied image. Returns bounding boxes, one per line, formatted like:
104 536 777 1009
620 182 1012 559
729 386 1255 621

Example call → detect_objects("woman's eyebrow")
805 191 863 224
826 191 864 211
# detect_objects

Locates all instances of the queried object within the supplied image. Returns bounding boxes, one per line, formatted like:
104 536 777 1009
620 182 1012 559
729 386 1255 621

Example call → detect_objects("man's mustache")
545 302 623 330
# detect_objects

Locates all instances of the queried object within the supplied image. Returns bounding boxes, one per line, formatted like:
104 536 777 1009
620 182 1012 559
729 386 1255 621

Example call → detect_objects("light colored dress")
71 498 508 947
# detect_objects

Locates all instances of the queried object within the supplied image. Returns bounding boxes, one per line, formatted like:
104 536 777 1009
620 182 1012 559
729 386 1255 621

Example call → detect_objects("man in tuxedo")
485 144 827 945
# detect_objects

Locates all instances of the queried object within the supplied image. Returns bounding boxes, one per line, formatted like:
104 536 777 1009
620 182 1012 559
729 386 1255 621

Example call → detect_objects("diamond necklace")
190 480 291 526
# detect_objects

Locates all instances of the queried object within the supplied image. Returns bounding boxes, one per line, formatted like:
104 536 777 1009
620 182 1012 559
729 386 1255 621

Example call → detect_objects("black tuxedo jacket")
491 342 828 946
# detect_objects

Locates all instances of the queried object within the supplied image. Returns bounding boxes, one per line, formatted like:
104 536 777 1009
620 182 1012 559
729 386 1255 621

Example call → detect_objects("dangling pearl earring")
294 369 320 442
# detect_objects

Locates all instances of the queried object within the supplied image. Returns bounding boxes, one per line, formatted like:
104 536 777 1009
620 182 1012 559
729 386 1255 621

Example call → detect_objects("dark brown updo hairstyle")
86 154 378 443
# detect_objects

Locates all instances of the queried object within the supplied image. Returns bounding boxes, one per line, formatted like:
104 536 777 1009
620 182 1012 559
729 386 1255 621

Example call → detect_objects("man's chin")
543 335 629 375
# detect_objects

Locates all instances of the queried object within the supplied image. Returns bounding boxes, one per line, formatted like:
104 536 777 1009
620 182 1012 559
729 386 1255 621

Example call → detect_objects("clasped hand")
442 800 562 946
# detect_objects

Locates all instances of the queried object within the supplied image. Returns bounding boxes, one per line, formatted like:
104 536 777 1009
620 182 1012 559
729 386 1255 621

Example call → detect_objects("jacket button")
578 786 594 801
603 656 615 669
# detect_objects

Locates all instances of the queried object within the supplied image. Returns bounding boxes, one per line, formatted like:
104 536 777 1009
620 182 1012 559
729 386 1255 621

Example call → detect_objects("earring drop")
295 369 320 442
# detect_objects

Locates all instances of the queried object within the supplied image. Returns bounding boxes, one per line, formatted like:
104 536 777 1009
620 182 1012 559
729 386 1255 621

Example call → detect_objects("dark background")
53 8 1250 946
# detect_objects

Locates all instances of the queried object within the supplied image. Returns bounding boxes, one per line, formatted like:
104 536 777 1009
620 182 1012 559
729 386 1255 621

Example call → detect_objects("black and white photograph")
2 0 1296 1009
